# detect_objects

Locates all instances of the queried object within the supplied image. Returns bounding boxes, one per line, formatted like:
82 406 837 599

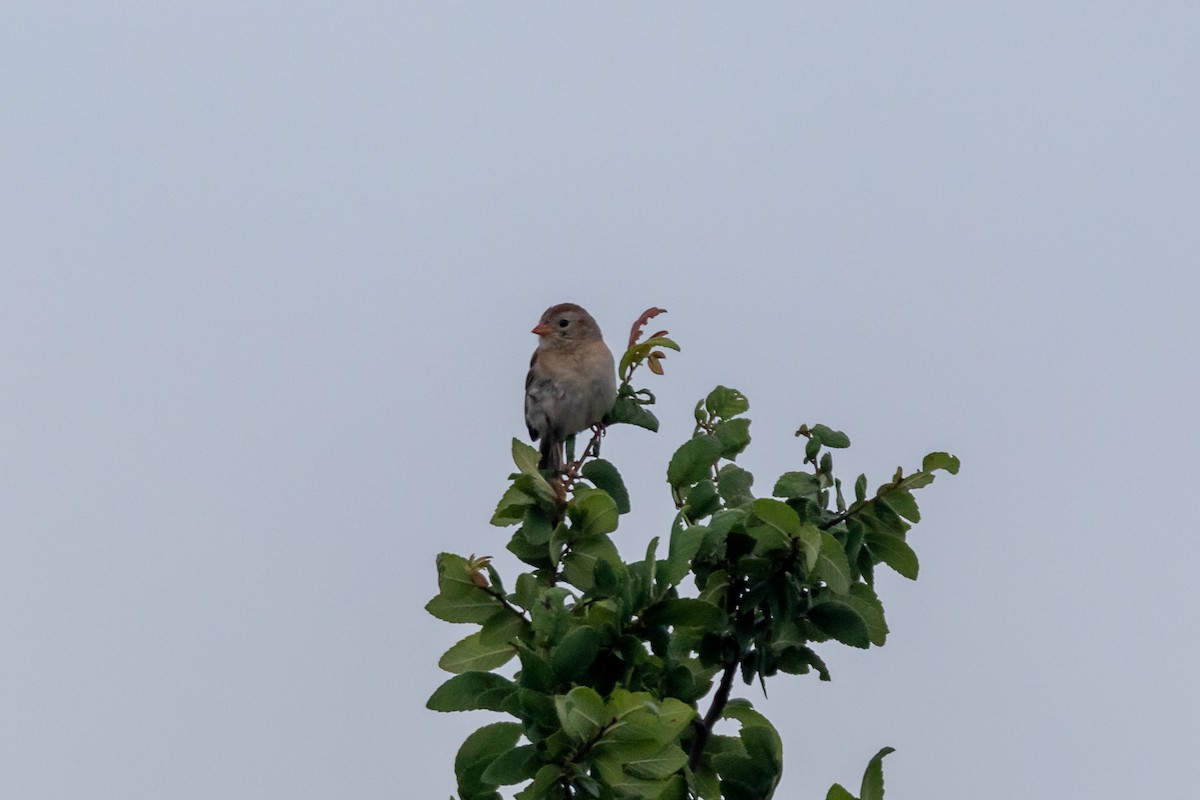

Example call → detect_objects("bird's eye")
558 319 569 328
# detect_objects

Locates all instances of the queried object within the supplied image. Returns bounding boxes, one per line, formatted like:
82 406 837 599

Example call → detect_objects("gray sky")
3 4 1197 799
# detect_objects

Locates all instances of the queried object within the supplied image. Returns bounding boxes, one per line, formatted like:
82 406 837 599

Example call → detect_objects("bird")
525 303 617 472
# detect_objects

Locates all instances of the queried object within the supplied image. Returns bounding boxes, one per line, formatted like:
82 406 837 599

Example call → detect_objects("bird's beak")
531 322 552 336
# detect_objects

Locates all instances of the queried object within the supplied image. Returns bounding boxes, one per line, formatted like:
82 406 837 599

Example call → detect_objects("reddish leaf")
628 307 668 349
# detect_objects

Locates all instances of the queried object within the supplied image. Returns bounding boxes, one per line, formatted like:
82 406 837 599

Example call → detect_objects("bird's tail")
538 437 562 472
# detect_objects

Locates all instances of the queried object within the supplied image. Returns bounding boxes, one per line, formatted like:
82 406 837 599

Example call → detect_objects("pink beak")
531 322 552 336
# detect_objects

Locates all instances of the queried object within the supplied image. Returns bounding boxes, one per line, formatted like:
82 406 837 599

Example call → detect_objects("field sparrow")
525 303 617 471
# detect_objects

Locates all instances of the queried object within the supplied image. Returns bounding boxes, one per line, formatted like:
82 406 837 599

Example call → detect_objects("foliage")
427 310 958 799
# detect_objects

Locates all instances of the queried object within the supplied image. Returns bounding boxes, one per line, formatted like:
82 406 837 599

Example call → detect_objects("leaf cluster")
427 329 957 800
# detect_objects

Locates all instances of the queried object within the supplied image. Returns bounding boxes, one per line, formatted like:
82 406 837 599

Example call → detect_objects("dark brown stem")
483 584 531 624
560 427 606 487
820 479 903 530
819 502 862 530
688 654 739 771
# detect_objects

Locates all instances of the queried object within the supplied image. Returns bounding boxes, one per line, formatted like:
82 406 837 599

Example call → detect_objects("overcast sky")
3 4 1197 799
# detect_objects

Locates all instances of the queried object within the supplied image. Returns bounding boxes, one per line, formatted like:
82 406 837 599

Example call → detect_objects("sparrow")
525 303 617 472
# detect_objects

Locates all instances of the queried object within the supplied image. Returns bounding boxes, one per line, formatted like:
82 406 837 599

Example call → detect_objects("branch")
819 502 863 531
819 479 905 530
545 426 606 525
688 654 739 771
482 584 531 625
564 426 605 479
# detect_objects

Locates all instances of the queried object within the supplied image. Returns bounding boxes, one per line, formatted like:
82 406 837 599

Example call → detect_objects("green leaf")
721 699 781 757
860 747 895 800
773 471 820 501
648 335 680 354
498 477 557 535
581 459 631 514
700 510 745 558
479 608 529 646
424 590 503 625
561 533 624 592
427 553 506 623
518 767 564 800
641 536 659 595
776 643 831 681
507 526 553 570
882 488 920 523
603 687 654 724
480 744 540 787
484 563 506 597
713 756 763 800
826 783 858 800
529 587 570 644
595 739 689 780
865 531 919 579
515 646 555 693
897 471 935 491
717 464 755 508
700 568 724 606
568 487 619 537
515 764 561 800
807 599 871 649
844 583 889 647
745 522 791 557
491 482 534 526
601 692 696 750
692 760 722 800
750 499 819 568
641 598 725 629
713 418 752 460
512 572 542 611
650 696 697 741
741 726 782 777
551 625 601 682
713 701 782 799
549 522 572 565
618 335 680 375
604 690 700 743
751 498 803 536
454 721 522 800
519 507 554 546
554 685 606 742
627 556 656 616
617 344 651 377
922 451 960 475
814 532 853 594
663 517 705 586
685 479 721 520
606 395 660 432
869 498 910 536
438 631 517 673
705 732 745 760
592 559 621 598
705 386 749 418
434 553 488 598
593 758 681 800
667 435 723 488
427 672 515 712
810 424 851 448
795 525 823 571
511 438 542 475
